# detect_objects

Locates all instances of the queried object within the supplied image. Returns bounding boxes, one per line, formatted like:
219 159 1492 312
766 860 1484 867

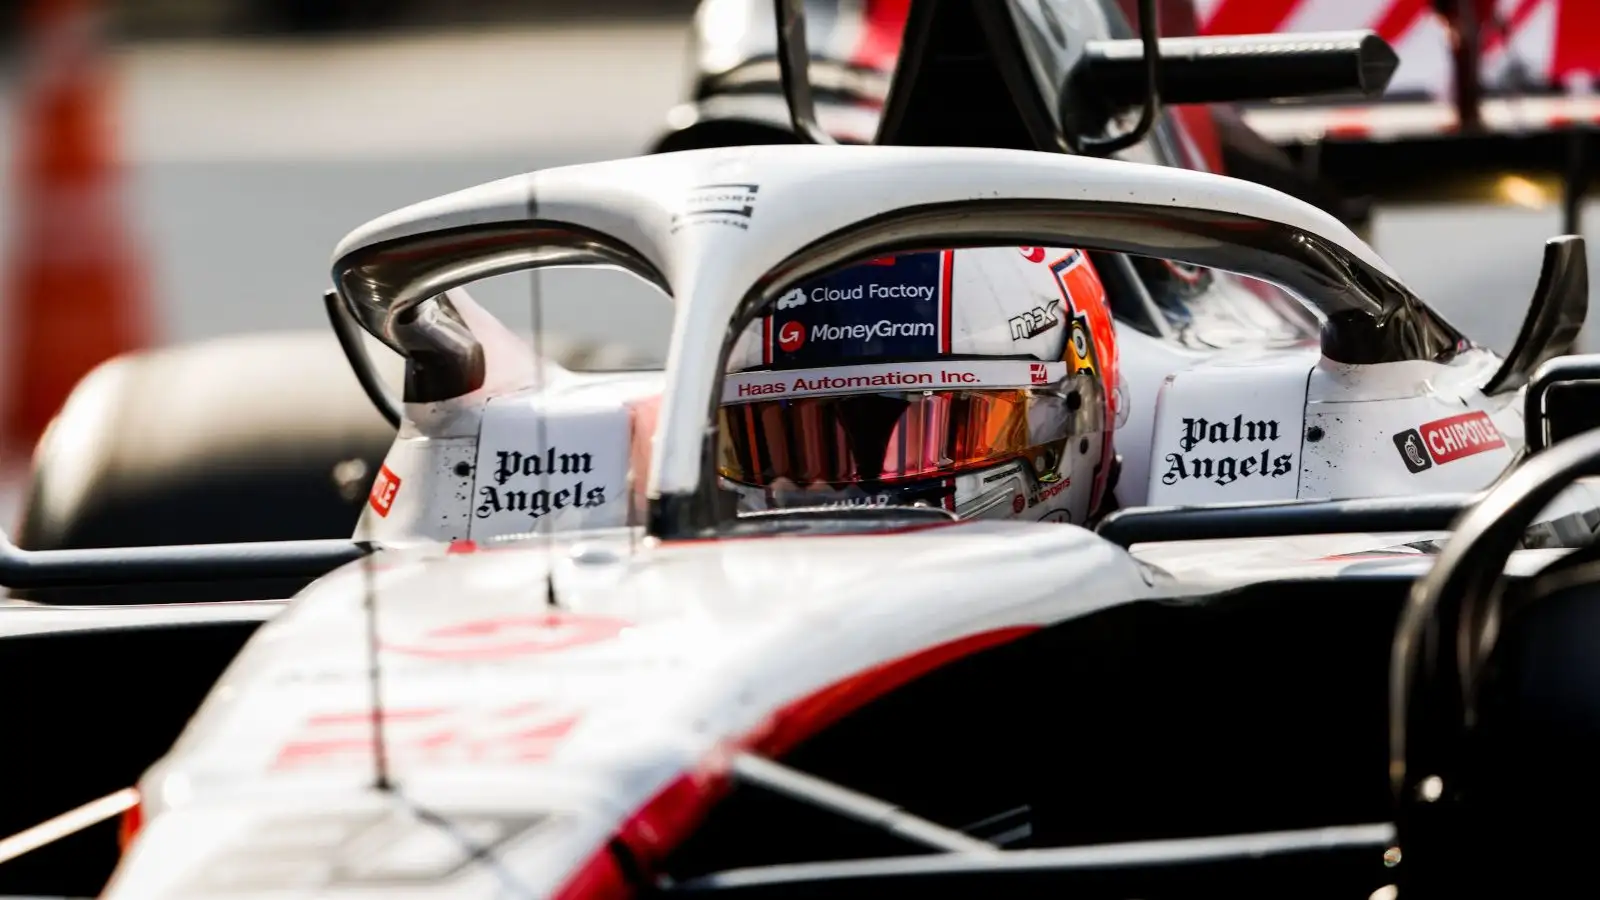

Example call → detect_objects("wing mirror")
1484 235 1588 395
1525 353 1600 453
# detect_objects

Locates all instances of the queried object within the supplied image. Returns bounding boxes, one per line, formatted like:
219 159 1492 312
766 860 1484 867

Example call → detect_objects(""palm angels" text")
475 447 607 519
1162 415 1294 488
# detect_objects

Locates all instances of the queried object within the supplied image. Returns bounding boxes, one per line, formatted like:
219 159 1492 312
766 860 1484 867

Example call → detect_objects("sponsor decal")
1394 411 1505 471
725 359 1070 402
476 446 607 521
1011 494 1026 514
493 447 592 481
1021 246 1048 263
368 464 401 517
777 320 805 352
1009 299 1061 341
1426 411 1504 464
745 477 955 512
470 402 629 540
777 283 937 306
1162 415 1295 488
671 182 759 233
1029 476 1071 507
1070 316 1092 370
273 702 580 771
385 613 630 660
809 319 935 344
736 369 938 399
1394 429 1432 473
1050 249 1086 276
825 493 892 508
767 253 942 364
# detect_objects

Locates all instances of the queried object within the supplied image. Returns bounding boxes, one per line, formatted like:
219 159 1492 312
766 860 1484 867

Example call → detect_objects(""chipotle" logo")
1393 411 1505 473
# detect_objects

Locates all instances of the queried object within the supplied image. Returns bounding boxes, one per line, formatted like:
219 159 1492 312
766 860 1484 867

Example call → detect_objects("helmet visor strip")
718 361 1106 489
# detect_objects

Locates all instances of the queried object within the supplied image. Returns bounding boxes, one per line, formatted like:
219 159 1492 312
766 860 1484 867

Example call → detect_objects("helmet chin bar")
330 196 1455 542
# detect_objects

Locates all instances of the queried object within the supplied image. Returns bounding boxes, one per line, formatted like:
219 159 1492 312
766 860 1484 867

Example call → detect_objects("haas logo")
778 321 806 352
1030 363 1048 384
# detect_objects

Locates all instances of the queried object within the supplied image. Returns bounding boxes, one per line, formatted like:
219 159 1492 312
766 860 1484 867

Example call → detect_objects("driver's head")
718 246 1123 525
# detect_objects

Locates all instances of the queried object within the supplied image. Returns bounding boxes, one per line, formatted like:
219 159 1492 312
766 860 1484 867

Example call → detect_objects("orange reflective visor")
718 389 1050 488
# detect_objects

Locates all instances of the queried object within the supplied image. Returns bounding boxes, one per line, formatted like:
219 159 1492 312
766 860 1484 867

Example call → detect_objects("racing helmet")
718 246 1126 525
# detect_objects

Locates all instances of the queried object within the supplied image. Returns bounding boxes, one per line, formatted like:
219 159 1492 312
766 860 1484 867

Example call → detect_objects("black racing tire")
9 331 398 605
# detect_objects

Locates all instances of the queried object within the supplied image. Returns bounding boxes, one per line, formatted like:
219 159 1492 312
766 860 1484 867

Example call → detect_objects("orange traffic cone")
1 0 149 465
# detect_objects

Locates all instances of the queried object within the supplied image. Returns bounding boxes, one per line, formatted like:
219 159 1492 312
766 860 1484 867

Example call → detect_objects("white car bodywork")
32 145 1592 898
331 145 1570 549
113 522 1161 899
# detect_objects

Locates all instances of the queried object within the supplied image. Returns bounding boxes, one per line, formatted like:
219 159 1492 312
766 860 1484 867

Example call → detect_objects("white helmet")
718 246 1126 526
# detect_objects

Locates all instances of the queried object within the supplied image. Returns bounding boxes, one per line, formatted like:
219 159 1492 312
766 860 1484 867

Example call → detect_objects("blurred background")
0 0 1595 527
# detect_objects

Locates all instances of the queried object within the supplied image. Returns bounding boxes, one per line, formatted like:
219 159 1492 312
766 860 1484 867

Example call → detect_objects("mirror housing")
391 294 485 404
1524 353 1600 452
1484 235 1589 395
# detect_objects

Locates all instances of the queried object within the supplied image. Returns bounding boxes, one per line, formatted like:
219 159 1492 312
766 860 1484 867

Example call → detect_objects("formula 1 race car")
6 0 1395 603
8 2 1600 898
7 135 1600 900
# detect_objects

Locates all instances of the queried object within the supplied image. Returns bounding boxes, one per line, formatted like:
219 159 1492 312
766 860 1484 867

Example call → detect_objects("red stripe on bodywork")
118 796 143 853
750 625 1038 757
551 625 1041 899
